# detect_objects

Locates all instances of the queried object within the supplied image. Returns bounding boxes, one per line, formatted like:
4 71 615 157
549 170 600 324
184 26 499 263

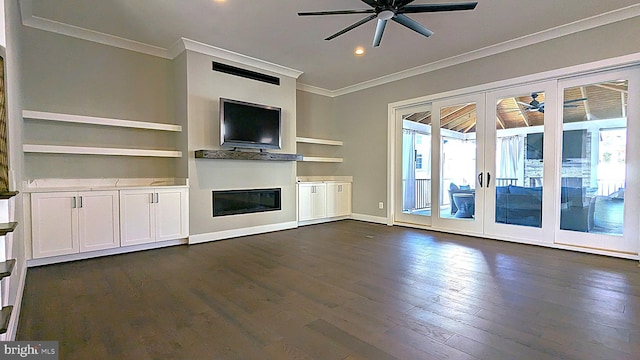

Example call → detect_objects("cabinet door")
120 189 155 246
31 192 79 258
298 183 315 221
78 191 120 252
155 188 189 242
311 183 327 219
327 183 352 217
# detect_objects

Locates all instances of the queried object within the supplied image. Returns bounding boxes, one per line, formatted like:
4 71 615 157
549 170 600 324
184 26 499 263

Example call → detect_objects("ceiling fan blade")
325 14 378 41
392 14 434 38
563 98 587 104
360 0 381 7
373 19 388 47
516 101 536 108
298 9 375 16
563 105 579 108
399 2 478 13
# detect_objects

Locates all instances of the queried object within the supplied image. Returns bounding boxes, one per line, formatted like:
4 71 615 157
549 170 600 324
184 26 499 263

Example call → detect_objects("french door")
554 68 640 254
483 81 557 242
431 93 485 234
391 67 639 257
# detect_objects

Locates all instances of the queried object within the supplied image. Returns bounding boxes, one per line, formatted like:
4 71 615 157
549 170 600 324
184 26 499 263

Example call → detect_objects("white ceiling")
22 0 640 93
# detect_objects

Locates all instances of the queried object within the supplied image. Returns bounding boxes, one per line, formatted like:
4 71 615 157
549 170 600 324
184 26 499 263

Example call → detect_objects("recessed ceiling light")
354 47 365 56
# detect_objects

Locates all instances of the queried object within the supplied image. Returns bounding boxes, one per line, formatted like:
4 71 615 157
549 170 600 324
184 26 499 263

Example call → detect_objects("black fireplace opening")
213 188 281 217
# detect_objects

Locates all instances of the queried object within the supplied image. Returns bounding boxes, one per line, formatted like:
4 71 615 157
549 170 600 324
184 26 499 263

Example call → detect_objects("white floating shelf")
23 144 182 158
23 110 182 132
300 156 343 163
296 137 343 146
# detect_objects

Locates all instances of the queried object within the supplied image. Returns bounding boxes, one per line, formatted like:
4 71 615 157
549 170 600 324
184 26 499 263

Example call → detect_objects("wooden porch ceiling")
404 80 628 132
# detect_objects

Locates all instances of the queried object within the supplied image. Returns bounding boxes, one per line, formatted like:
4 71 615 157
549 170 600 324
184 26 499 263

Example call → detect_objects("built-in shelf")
0 222 18 236
296 137 343 146
300 156 343 163
195 150 302 161
24 145 182 158
0 259 15 281
0 306 12 334
23 110 182 132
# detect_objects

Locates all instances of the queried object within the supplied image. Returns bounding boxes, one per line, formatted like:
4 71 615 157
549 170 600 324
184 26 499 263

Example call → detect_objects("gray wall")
186 50 298 235
295 90 345 176
301 17 640 218
19 25 178 179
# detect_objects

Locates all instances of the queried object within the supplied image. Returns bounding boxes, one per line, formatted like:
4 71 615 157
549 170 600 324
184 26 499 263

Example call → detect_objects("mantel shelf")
23 110 182 132
195 150 302 161
24 144 182 158
296 137 343 146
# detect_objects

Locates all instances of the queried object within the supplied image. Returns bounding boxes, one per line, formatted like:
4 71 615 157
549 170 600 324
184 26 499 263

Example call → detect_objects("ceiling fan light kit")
298 0 478 47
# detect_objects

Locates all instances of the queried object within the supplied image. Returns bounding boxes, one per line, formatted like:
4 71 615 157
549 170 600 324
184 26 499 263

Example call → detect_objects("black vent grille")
212 62 280 86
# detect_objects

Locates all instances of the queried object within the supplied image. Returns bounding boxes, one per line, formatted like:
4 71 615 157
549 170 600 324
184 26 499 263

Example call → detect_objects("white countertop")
296 176 353 183
23 178 189 192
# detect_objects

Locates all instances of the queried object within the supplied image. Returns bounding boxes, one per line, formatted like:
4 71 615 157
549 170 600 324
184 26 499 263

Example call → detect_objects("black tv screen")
526 130 586 160
220 98 281 150
562 130 586 159
526 133 544 159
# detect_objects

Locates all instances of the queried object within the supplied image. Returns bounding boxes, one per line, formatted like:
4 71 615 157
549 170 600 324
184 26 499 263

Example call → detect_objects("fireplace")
212 188 281 217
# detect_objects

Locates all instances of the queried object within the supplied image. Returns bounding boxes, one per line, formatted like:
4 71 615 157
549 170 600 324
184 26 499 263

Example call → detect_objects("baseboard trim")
5 261 26 340
350 213 389 225
188 221 298 244
298 215 349 227
27 239 188 267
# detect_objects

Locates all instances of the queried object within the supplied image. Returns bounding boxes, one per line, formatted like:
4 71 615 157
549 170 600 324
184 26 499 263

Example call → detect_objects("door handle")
487 172 491 187
79 196 83 208
155 193 159 203
72 196 77 209
478 173 483 188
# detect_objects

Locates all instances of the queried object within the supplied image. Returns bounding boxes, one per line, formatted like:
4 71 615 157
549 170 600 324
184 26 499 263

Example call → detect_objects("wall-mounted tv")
526 130 586 160
220 98 281 150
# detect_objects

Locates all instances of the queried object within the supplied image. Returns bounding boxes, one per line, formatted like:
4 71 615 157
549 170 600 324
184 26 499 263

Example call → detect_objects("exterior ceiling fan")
514 93 587 113
298 0 478 47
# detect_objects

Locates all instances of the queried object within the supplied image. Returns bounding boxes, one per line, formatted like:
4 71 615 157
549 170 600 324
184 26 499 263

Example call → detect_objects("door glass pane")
560 80 627 236
494 92 544 228
402 111 432 216
440 103 476 220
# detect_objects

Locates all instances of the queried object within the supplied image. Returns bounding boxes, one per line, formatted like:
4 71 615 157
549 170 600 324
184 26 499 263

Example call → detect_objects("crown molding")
295 83 334 97
176 38 303 79
19 0 171 59
298 3 640 97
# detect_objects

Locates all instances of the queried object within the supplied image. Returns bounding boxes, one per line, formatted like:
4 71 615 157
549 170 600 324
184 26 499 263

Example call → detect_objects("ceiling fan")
509 93 587 114
298 0 478 47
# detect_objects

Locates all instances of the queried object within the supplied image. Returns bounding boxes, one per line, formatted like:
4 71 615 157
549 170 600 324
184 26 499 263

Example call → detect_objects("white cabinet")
298 183 327 221
327 182 352 217
120 187 188 246
298 181 352 224
31 191 119 258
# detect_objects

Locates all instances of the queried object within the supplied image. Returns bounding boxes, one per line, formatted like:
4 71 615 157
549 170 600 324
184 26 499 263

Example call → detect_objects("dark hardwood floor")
17 220 640 359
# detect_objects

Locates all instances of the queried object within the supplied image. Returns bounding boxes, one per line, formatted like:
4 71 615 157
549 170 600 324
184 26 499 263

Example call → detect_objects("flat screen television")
526 130 586 160
220 98 281 150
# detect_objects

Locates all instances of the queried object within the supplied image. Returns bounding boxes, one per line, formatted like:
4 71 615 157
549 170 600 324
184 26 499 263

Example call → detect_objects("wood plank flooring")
16 220 640 359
